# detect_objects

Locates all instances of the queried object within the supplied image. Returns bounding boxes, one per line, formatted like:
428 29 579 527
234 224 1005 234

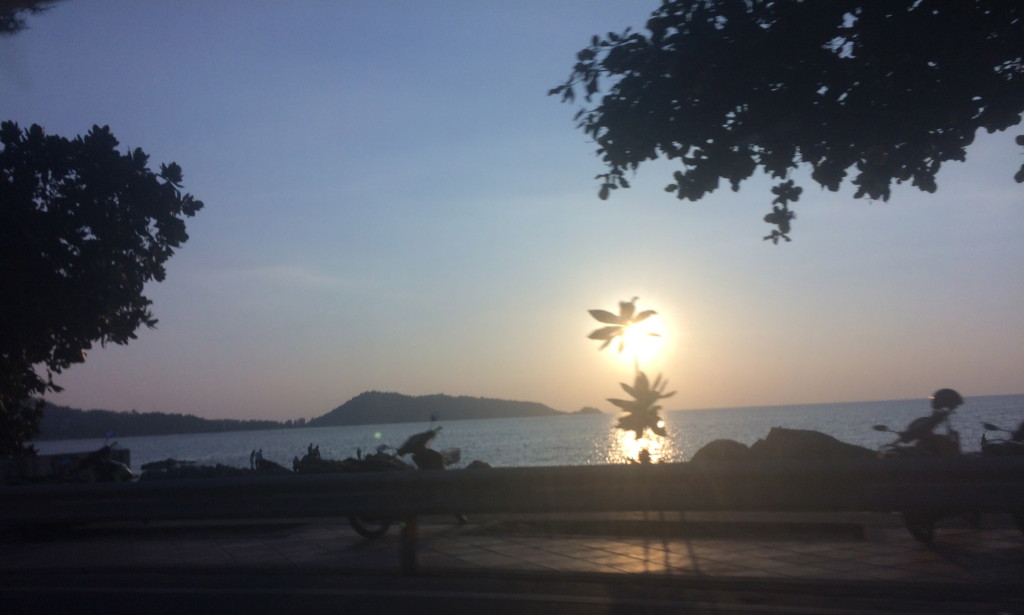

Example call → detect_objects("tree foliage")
587 298 672 445
607 370 675 439
0 1 52 36
0 122 204 454
551 0 1024 242
587 296 658 353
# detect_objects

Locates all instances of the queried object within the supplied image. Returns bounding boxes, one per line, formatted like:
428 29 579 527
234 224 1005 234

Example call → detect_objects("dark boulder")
140 463 252 481
255 457 292 474
690 439 752 464
689 428 874 465
748 427 875 460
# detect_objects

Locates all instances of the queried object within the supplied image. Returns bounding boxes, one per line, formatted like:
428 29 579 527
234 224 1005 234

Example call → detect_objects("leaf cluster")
587 296 658 353
0 2 50 36
552 0 1024 240
608 370 675 439
0 122 204 453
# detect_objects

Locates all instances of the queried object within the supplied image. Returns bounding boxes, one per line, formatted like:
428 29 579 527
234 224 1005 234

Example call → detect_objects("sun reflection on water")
606 424 680 464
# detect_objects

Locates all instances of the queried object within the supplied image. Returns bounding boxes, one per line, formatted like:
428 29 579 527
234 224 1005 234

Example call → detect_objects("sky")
2 1 1022 421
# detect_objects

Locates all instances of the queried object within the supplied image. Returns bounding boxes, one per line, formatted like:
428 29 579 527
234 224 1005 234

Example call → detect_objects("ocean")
33 394 1024 473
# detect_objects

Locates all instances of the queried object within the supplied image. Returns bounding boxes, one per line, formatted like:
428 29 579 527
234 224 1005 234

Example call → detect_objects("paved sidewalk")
4 514 1024 613
2 513 1022 586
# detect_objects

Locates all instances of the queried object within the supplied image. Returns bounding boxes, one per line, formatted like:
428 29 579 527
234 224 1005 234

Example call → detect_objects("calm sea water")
35 395 1024 473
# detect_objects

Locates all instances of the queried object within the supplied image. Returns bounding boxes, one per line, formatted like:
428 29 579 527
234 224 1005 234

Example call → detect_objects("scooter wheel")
348 515 392 539
901 511 936 545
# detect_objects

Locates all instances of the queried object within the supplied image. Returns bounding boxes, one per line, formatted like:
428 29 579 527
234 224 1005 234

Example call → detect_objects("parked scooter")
342 446 417 539
981 420 1024 533
873 388 964 544
294 426 462 538
73 443 135 483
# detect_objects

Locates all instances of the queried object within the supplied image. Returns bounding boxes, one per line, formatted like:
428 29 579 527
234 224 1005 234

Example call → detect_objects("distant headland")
37 392 602 441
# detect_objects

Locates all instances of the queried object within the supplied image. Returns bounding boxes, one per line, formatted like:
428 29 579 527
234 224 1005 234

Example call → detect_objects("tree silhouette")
0 122 204 454
0 1 54 36
551 1 1024 242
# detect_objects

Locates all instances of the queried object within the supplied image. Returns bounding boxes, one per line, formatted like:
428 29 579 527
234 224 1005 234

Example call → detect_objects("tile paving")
1 513 1022 587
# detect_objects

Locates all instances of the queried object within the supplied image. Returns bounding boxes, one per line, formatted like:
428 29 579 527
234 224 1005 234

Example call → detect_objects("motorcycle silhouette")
981 419 1024 533
71 442 135 483
294 426 462 538
873 388 963 544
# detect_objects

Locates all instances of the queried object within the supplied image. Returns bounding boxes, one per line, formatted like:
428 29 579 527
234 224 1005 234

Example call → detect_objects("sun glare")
618 320 663 365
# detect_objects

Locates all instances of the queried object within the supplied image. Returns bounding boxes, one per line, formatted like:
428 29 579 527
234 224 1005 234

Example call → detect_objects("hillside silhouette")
36 392 594 440
309 391 564 426
38 403 297 440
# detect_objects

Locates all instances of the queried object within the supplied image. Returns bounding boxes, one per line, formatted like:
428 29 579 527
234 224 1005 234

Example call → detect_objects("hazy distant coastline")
36 391 602 441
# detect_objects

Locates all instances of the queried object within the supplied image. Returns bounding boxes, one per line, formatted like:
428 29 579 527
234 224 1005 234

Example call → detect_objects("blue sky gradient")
3 1 1022 420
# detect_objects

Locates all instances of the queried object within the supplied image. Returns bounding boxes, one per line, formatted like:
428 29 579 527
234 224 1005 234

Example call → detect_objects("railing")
4 457 1024 574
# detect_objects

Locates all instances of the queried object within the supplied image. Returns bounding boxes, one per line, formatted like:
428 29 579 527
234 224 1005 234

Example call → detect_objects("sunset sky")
3 1 1022 421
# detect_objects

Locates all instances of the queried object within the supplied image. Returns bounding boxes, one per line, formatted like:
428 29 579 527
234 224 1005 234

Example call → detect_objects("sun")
618 320 663 365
